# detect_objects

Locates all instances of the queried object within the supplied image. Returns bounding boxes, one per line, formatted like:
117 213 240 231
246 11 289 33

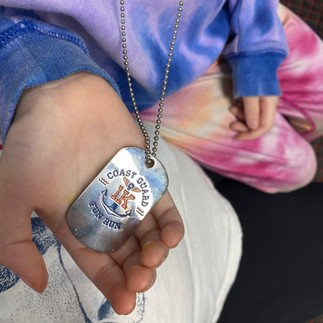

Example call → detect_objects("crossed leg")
141 4 322 193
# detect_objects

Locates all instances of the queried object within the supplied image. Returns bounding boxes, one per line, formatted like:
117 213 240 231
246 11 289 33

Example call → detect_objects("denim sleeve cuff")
0 24 120 145
224 52 286 98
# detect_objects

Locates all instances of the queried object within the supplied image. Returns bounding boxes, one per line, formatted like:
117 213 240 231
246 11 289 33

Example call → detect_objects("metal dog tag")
67 147 168 252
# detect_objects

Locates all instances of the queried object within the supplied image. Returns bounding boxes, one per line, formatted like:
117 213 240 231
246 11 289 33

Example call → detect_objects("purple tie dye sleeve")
223 0 289 98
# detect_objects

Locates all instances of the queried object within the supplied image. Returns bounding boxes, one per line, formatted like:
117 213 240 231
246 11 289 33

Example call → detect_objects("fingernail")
161 255 167 265
142 241 154 252
146 274 155 290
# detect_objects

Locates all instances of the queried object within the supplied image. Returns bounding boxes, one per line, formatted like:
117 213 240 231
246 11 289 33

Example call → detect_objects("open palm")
0 73 184 314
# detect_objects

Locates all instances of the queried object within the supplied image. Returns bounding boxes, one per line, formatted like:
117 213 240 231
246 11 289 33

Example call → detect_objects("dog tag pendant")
67 147 168 252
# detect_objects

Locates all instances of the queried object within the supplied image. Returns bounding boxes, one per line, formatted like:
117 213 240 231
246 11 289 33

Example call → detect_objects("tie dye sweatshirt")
0 1 288 144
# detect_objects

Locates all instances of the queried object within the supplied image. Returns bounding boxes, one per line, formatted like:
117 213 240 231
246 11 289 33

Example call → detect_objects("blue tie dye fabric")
0 0 288 144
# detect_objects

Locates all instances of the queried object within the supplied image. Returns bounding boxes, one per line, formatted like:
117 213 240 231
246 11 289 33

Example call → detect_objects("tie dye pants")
141 4 323 193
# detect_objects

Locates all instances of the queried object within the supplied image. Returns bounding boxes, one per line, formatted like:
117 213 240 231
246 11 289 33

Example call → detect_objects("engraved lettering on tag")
67 147 168 252
88 202 122 231
107 169 137 180
89 202 104 220
102 218 122 230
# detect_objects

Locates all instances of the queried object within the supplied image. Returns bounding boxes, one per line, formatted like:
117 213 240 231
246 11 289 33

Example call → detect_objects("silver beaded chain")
119 0 184 167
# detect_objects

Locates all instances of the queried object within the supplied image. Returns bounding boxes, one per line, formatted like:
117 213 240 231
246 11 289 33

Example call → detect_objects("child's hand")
0 72 184 315
229 96 279 140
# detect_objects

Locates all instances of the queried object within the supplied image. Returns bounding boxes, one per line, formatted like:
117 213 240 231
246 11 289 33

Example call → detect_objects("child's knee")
279 142 317 192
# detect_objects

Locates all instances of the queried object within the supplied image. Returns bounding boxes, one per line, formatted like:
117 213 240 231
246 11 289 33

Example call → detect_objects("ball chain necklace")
120 0 184 167
67 1 184 252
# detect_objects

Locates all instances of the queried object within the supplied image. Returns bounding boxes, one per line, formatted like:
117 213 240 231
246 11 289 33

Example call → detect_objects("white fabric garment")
0 133 242 323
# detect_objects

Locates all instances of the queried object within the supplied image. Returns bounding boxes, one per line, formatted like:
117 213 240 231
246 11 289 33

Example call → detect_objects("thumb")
0 240 48 292
0 186 48 292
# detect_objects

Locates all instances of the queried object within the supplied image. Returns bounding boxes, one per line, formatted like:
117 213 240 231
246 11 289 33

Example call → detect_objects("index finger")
258 96 278 130
236 96 278 141
242 96 260 130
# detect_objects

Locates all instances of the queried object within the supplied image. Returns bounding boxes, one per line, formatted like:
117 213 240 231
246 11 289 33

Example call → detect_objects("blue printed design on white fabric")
0 216 146 322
